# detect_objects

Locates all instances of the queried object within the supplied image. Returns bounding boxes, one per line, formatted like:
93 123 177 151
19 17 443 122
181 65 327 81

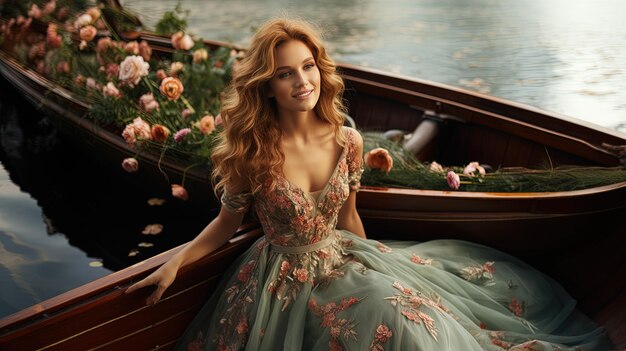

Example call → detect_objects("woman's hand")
125 259 180 305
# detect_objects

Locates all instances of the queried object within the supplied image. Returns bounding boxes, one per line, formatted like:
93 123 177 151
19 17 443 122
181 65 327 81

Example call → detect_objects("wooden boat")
1 5 625 350
0 28 624 246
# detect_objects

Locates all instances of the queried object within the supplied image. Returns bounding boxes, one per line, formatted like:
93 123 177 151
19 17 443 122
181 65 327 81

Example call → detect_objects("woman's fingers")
125 275 156 294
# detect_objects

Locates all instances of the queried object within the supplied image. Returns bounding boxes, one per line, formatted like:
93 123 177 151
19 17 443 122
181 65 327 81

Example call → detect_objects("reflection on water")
0 79 213 318
123 0 626 133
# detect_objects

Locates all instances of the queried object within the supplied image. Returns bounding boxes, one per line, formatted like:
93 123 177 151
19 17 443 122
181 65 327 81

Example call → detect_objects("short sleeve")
220 190 253 214
345 128 364 192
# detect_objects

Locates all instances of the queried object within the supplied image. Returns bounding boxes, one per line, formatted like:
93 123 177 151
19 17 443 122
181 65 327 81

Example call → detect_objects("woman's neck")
278 110 326 143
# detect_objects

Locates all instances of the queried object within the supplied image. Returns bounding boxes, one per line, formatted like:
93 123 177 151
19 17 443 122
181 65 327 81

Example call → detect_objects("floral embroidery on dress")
411 254 433 265
508 297 525 317
186 331 206 351
459 261 496 286
308 296 363 350
509 340 542 351
384 281 451 341
377 242 392 253
369 324 393 351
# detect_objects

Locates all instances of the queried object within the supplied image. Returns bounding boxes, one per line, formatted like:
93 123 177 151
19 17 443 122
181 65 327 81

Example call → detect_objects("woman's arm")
337 191 366 238
125 205 245 305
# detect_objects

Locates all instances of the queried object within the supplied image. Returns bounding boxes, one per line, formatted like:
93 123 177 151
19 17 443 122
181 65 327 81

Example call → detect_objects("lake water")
122 0 626 134
2 0 626 318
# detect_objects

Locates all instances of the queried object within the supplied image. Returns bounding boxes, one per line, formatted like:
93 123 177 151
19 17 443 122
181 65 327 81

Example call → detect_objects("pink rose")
103 82 121 98
171 184 189 201
192 48 208 63
119 55 150 85
171 31 194 51
56 61 69 74
196 115 215 135
138 40 152 61
428 161 444 173
85 77 99 90
124 41 139 55
463 161 486 176
155 69 167 81
86 7 101 21
105 63 119 79
174 128 191 142
96 37 114 53
79 25 97 42
446 171 461 190
42 0 56 16
139 93 159 112
159 76 184 100
364 147 393 173
121 157 138 172
46 32 62 48
28 4 42 19
122 117 151 147
79 40 88 50
181 108 194 120
169 61 184 76
150 124 171 143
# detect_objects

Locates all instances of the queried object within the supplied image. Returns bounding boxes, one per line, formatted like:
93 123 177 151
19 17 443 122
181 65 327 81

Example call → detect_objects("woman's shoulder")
341 126 363 149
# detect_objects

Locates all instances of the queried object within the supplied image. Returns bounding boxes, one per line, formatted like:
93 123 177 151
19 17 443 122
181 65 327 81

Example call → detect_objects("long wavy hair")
212 17 347 195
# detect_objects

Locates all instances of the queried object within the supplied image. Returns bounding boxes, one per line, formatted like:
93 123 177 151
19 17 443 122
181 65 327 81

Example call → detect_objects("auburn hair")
211 17 347 195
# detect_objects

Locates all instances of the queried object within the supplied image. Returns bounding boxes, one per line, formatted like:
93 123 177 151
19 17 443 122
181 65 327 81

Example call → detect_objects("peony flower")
192 48 208 63
364 147 393 173
171 31 194 51
74 14 93 29
171 184 189 200
159 77 184 100
138 93 159 112
118 55 150 86
446 171 461 190
121 157 139 172
174 128 191 142
150 124 170 143
122 117 151 147
169 61 184 76
463 161 486 176
79 25 98 42
428 161 444 173
196 115 215 135
124 41 139 55
214 113 223 126
138 40 152 61
28 4 42 19
42 0 56 16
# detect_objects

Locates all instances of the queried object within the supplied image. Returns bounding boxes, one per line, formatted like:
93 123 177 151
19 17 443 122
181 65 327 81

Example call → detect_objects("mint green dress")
177 128 608 351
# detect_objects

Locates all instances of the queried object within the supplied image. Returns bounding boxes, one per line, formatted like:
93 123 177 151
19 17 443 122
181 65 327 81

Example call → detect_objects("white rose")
74 14 93 29
118 55 150 86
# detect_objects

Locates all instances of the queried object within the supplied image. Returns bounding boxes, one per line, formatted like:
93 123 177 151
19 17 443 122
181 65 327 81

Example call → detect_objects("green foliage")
154 2 188 35
361 132 626 192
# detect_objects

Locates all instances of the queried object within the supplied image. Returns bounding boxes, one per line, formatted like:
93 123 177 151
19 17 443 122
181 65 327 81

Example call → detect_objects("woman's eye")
304 63 315 70
278 72 290 79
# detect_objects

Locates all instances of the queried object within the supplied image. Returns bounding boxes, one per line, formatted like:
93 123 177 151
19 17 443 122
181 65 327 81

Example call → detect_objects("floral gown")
176 128 608 351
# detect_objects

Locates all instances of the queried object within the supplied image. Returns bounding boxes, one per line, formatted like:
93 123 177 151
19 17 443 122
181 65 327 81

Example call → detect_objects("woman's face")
268 40 321 116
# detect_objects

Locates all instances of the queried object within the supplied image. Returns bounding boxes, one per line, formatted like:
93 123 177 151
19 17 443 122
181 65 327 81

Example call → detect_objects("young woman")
127 18 608 351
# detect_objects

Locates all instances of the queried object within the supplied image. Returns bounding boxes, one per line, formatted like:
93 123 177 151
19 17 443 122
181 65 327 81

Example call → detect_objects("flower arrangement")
2 1 626 197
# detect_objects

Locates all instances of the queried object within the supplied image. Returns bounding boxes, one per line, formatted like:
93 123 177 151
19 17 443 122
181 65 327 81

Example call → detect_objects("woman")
127 18 608 350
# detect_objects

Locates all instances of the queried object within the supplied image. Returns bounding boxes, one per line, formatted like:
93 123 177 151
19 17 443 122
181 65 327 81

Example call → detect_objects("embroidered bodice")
221 127 363 249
